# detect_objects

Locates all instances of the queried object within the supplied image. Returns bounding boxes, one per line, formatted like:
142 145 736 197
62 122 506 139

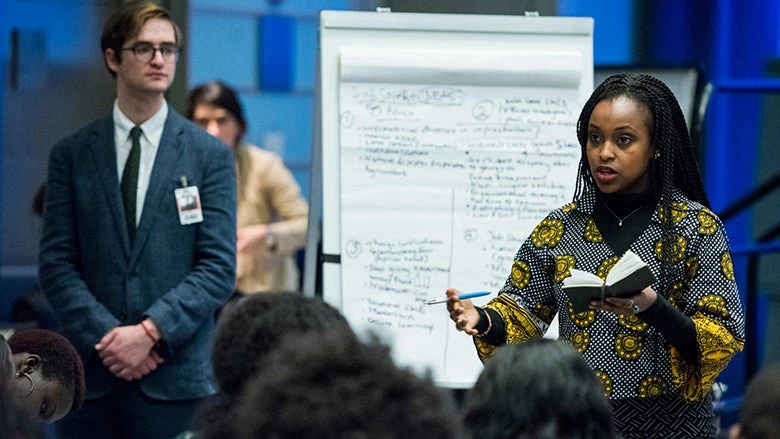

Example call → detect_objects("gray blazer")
39 109 236 400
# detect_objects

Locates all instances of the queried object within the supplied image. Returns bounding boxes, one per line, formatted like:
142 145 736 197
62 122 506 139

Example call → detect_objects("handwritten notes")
338 51 582 384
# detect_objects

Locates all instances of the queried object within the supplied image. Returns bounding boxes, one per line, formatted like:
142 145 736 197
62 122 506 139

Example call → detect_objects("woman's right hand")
446 288 481 336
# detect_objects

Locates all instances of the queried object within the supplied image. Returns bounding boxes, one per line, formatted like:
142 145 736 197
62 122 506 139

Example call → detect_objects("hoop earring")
17 372 34 397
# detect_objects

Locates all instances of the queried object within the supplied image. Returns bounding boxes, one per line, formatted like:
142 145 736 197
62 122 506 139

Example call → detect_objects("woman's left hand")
589 286 657 316
237 224 269 253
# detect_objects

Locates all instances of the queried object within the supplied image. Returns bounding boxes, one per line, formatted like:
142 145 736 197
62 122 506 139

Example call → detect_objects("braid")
575 73 711 293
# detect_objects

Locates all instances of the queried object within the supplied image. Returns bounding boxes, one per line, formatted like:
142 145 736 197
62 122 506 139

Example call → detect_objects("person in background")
182 292 353 439
38 2 236 437
235 331 463 439
463 338 615 439
446 73 744 437
3 329 85 425
187 81 309 295
2 332 42 438
728 363 780 439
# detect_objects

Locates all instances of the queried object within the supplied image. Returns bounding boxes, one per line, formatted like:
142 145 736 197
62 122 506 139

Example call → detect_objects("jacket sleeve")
669 209 745 401
143 140 237 357
38 139 121 361
262 152 308 256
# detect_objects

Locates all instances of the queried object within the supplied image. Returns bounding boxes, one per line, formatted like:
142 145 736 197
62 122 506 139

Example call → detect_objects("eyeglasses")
121 43 181 63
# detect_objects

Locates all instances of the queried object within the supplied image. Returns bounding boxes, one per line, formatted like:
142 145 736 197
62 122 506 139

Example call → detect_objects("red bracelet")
140 321 158 344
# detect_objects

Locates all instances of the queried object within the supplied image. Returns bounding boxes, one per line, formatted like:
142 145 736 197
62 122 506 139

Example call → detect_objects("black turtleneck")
593 189 657 256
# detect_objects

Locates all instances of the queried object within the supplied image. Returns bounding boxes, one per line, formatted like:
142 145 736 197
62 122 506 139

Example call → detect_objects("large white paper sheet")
338 51 581 385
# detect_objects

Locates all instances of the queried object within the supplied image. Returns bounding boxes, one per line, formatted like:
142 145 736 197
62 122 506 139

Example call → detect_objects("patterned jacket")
475 188 745 402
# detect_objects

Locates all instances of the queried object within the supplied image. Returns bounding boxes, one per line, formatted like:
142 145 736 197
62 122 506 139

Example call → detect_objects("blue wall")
187 0 352 200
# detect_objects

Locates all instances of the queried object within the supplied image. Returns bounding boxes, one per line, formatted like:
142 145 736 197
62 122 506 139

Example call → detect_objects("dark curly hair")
463 338 615 439
7 329 85 413
574 73 711 292
211 292 354 398
235 331 463 439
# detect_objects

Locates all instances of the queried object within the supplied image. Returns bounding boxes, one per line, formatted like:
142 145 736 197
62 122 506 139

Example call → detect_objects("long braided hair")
573 73 711 295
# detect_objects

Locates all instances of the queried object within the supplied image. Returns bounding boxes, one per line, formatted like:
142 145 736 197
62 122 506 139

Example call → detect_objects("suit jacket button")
118 312 127 322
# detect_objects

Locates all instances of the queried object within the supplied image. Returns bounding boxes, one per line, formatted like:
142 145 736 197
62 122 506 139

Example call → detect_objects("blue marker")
424 291 491 305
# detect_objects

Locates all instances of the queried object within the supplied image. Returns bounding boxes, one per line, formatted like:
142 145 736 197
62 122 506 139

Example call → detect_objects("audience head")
200 293 353 439
729 363 780 439
236 331 463 439
211 292 353 398
463 338 614 439
100 0 182 77
1 335 40 437
187 81 247 148
6 329 85 424
575 73 709 208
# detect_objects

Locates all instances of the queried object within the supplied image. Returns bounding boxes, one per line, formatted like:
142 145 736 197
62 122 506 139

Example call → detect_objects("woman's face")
192 104 243 149
9 353 73 424
586 96 655 195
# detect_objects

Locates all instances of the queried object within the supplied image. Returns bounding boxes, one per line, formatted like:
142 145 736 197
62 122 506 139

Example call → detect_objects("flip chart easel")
306 10 594 388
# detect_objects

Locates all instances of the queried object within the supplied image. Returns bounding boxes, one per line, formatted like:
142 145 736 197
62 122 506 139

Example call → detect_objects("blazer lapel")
128 112 185 268
88 116 131 259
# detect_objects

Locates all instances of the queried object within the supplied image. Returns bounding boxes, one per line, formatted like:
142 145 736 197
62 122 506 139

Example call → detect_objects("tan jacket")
235 144 308 293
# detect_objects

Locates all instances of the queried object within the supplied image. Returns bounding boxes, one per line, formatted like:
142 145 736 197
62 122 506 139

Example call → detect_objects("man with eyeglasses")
38 2 236 438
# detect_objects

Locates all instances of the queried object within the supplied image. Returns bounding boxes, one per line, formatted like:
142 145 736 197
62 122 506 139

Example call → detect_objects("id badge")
174 186 203 225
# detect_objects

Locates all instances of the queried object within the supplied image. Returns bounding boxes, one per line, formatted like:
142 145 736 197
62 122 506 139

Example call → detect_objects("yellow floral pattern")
597 256 620 281
570 331 590 353
618 313 648 332
533 303 555 323
654 233 687 263
530 219 564 248
615 333 643 360
474 295 542 361
584 219 603 243
671 312 745 402
685 255 699 286
568 302 595 327
561 202 577 213
595 370 613 398
658 201 688 224
511 260 532 289
721 252 735 281
668 280 686 306
698 209 718 235
698 295 729 319
553 255 576 283
638 376 667 398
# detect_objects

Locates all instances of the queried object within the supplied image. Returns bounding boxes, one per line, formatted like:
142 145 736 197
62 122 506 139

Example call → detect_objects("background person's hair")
235 331 463 439
199 292 353 439
7 329 85 413
462 338 615 439
100 0 182 77
210 292 353 399
736 363 780 439
574 72 710 297
186 81 248 145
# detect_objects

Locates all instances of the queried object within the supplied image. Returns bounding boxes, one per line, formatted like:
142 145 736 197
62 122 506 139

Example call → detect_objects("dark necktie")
122 126 142 244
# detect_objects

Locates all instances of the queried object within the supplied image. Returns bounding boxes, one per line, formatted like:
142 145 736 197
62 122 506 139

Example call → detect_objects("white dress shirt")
113 100 168 226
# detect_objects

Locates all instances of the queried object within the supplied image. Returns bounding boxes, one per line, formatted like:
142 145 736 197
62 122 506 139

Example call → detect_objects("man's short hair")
8 329 86 413
100 0 182 76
